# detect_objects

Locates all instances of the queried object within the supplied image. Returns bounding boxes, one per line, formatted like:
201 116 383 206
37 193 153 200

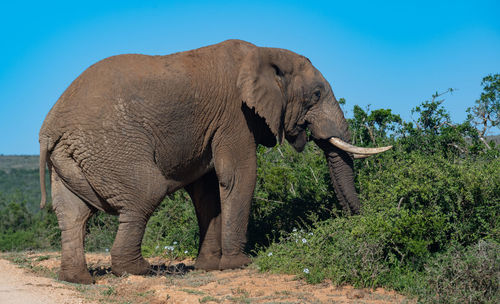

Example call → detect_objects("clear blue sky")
1 0 499 155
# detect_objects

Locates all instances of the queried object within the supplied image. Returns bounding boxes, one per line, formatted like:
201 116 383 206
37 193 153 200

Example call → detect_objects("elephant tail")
39 136 51 209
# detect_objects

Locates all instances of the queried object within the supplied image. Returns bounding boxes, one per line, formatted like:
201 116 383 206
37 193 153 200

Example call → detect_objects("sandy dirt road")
0 258 89 304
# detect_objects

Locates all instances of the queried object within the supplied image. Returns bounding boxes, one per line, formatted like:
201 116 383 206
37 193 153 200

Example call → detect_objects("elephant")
39 39 391 284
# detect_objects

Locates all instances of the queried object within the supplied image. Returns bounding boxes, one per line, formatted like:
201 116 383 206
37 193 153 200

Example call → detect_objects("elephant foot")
219 253 251 270
58 268 93 285
194 255 221 271
111 256 151 276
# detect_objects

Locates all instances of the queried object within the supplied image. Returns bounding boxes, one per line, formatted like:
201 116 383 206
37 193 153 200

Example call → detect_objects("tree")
349 104 402 146
467 74 500 149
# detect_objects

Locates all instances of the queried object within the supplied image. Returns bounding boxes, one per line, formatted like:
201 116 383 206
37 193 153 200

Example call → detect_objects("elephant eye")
313 90 321 101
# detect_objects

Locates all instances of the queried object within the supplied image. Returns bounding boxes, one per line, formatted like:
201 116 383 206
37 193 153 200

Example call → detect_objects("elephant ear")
237 47 292 143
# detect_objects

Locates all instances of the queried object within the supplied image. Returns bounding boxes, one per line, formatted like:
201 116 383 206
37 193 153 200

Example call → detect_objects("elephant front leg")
214 145 257 270
185 171 222 270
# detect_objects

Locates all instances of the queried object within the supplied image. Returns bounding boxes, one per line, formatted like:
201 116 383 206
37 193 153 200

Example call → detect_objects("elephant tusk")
353 153 371 159
329 137 392 155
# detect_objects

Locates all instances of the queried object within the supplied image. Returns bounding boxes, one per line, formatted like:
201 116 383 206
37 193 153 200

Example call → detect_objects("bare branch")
254 197 286 204
479 137 491 150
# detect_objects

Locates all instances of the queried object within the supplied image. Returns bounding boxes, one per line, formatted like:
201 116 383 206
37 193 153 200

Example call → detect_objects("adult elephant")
39 39 391 284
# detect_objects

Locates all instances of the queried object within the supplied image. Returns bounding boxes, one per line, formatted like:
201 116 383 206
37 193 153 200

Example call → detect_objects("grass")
199 295 221 303
180 288 205 295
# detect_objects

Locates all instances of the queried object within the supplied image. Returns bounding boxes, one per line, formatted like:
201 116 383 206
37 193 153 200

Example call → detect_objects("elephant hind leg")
110 215 152 276
185 171 222 270
51 172 95 284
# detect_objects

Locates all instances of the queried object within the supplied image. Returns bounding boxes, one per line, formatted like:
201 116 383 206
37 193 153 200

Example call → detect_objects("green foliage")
350 105 402 146
255 83 499 303
142 190 198 258
467 74 500 139
421 240 499 304
248 142 338 249
84 212 118 252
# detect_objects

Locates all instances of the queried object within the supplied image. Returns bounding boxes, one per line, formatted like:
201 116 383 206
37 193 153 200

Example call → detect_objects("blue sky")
1 0 499 154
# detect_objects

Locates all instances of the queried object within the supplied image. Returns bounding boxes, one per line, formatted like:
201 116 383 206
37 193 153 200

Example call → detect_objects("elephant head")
237 46 391 214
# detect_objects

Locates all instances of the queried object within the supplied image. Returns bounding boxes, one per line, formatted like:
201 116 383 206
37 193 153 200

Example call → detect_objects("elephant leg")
110 164 169 276
185 171 222 270
110 213 152 276
213 139 257 270
51 172 95 284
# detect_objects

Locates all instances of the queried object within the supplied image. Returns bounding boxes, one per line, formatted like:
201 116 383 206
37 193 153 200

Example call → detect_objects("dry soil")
0 251 410 303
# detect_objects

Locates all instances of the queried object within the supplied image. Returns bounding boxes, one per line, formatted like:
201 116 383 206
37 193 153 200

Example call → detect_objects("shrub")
85 212 118 252
142 190 198 258
420 240 499 304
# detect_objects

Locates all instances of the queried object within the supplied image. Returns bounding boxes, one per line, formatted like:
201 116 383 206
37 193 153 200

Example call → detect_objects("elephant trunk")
326 149 360 214
315 139 360 214
307 87 391 214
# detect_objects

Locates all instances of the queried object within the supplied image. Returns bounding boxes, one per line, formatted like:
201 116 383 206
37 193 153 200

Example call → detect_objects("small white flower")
302 238 307 243
165 245 174 251
105 248 109 252
267 252 273 257
292 228 297 232
155 245 159 249
303 268 310 274
164 246 168 249
173 241 178 245
308 232 313 236
184 250 188 254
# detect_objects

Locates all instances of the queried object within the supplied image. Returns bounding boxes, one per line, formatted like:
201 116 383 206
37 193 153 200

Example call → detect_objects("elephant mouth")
286 130 308 152
328 137 392 158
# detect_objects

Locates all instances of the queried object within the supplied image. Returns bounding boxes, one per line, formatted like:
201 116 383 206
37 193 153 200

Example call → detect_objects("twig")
254 197 286 204
447 143 467 154
397 197 404 210
479 137 492 150
277 147 284 157
309 166 318 184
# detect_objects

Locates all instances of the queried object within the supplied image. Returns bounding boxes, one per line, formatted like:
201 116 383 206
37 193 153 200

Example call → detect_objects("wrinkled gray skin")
39 40 360 284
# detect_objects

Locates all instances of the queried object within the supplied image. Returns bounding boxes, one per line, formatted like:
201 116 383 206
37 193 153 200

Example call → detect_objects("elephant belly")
156 147 215 194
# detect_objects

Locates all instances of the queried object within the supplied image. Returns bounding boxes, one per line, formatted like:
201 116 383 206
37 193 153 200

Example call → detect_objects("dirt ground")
0 251 410 303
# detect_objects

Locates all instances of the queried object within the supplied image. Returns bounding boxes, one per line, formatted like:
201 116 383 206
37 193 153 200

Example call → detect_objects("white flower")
308 232 313 236
165 246 174 251
302 238 307 243
105 248 109 252
303 268 310 274
184 250 188 254
267 252 273 257
292 228 297 232
155 245 159 249
173 241 178 245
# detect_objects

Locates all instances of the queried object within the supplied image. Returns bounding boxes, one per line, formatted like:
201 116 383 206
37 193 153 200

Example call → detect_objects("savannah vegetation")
1 74 499 303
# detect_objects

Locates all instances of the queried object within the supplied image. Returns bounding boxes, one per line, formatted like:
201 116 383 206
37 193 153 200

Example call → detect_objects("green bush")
421 240 499 304
254 87 499 303
85 212 118 252
0 229 39 251
142 190 198 258
248 143 338 249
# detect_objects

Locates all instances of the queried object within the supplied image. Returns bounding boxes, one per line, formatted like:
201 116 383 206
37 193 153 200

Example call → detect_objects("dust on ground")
1 251 410 303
